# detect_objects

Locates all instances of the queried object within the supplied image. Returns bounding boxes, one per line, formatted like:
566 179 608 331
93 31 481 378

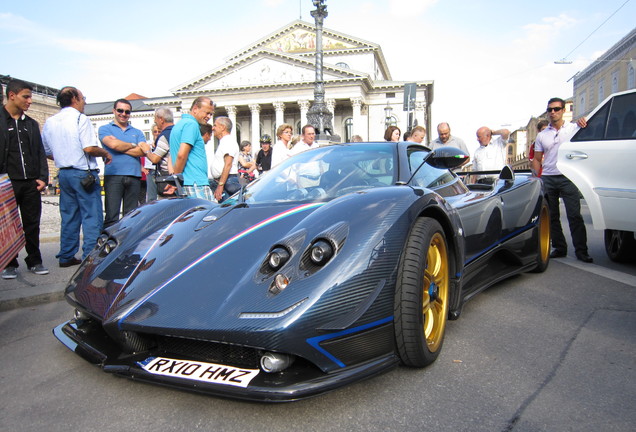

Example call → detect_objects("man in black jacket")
0 79 49 279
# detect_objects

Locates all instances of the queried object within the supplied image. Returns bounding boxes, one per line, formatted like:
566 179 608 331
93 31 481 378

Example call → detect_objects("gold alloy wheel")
538 204 550 264
422 232 449 353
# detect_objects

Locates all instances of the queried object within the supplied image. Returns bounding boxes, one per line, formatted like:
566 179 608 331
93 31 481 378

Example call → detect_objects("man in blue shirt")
98 99 149 227
170 96 215 200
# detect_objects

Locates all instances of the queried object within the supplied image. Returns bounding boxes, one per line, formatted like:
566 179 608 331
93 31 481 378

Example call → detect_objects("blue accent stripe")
306 316 394 368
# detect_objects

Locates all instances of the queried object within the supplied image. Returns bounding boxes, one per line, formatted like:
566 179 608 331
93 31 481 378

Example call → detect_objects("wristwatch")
218 182 225 187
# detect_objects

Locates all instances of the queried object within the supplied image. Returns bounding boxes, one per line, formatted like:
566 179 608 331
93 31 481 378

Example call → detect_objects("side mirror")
426 146 470 169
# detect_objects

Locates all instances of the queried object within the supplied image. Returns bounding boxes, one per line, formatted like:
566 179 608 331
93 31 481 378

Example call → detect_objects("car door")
557 90 636 232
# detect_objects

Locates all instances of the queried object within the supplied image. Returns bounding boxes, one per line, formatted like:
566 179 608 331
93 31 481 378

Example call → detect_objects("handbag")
80 171 96 191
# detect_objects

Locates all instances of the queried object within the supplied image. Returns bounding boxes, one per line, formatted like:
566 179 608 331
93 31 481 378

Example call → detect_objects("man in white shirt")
290 124 318 155
472 127 510 173
533 97 592 263
42 86 112 266
210 116 239 201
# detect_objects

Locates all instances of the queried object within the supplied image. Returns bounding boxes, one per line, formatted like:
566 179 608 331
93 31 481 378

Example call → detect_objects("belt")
59 167 99 171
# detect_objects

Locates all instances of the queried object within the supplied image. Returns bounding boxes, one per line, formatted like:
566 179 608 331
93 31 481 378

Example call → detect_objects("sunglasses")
546 107 563 113
116 108 131 115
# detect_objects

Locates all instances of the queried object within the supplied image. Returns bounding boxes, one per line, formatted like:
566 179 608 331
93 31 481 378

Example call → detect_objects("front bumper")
53 320 398 402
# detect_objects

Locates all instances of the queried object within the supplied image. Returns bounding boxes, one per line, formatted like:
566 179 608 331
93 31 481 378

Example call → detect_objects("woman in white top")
271 123 293 168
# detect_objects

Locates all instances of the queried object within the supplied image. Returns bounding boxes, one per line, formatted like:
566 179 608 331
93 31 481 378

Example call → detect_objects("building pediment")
172 49 367 93
226 20 380 61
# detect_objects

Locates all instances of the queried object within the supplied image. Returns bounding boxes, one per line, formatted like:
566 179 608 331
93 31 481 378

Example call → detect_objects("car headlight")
103 239 118 255
268 247 290 270
96 233 109 248
309 240 334 266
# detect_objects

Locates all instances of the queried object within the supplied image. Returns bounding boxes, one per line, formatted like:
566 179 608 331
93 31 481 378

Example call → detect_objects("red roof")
125 93 147 100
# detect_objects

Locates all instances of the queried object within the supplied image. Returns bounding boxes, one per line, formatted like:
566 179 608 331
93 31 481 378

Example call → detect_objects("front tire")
604 229 636 263
395 218 450 367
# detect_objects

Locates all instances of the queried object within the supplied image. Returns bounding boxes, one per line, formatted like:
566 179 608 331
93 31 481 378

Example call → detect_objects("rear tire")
530 198 550 273
604 229 636 263
395 218 449 367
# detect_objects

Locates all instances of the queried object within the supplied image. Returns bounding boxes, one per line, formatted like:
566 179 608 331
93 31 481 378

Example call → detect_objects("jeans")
103 175 141 228
8 179 42 268
57 169 104 261
542 174 588 255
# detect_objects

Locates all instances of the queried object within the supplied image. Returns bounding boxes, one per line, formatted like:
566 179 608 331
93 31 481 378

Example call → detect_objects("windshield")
229 143 396 204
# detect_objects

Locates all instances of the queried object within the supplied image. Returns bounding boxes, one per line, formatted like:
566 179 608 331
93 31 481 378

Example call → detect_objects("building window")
144 119 150 124
335 62 349 69
144 132 150 140
611 70 619 93
296 121 302 135
628 65 635 89
343 118 353 142
579 92 586 117
598 80 605 104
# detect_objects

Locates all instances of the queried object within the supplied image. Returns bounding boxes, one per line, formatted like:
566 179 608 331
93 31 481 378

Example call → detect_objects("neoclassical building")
86 20 434 146
572 27 636 118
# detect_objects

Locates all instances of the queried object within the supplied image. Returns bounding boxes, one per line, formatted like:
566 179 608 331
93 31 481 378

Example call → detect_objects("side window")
607 93 636 139
572 101 610 141
573 92 636 141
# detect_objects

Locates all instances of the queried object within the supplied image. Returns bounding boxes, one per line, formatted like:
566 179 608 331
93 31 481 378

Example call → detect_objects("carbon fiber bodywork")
53 142 546 401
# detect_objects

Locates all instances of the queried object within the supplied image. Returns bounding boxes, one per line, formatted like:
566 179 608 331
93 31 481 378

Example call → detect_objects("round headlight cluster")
102 239 117 255
268 247 290 270
96 233 109 248
310 240 334 266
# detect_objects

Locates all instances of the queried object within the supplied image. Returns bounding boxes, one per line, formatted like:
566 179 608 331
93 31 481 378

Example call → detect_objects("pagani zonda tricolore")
54 142 549 401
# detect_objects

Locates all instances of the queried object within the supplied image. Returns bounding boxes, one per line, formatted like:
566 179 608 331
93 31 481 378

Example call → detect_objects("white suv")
558 89 636 262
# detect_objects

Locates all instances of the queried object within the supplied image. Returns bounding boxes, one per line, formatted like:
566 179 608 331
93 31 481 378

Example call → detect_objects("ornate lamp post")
306 0 340 142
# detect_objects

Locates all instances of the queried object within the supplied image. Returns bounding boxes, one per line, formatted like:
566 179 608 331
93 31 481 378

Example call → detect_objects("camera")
80 172 96 191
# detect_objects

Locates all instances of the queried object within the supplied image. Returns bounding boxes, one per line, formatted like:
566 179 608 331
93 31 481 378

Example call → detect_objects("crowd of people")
0 78 594 280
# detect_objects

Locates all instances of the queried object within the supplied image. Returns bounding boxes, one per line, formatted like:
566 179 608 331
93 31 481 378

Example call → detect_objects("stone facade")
572 27 636 118
85 20 434 148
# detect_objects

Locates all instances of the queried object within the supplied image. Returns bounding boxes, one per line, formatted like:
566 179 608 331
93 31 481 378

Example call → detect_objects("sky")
1 0 634 151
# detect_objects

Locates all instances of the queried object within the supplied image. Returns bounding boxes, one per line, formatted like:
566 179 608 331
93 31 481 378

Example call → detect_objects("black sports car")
53 142 550 402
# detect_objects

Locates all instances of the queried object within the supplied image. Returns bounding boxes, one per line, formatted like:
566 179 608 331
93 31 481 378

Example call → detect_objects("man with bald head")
430 122 469 154
472 127 510 173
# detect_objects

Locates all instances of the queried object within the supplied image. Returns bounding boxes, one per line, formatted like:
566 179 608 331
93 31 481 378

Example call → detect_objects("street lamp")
384 103 393 128
306 0 340 142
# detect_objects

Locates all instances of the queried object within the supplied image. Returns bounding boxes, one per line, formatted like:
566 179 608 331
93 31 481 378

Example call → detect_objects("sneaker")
29 264 49 275
2 267 18 279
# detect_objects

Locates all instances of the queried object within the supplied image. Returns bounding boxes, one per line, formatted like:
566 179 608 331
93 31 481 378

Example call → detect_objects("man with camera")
42 86 112 267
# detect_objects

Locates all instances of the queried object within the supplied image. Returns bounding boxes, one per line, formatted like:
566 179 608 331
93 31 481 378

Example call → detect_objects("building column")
225 105 237 143
273 102 285 130
249 104 261 157
415 100 427 141
350 97 363 138
298 100 310 129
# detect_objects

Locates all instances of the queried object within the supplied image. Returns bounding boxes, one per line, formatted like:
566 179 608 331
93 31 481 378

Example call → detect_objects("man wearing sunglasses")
533 97 592 263
99 98 149 227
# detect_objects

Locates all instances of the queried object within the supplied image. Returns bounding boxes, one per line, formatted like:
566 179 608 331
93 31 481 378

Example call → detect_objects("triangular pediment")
227 20 379 61
172 49 367 93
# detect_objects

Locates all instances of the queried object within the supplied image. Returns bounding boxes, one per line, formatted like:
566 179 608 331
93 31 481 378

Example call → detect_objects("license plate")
140 356 259 388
